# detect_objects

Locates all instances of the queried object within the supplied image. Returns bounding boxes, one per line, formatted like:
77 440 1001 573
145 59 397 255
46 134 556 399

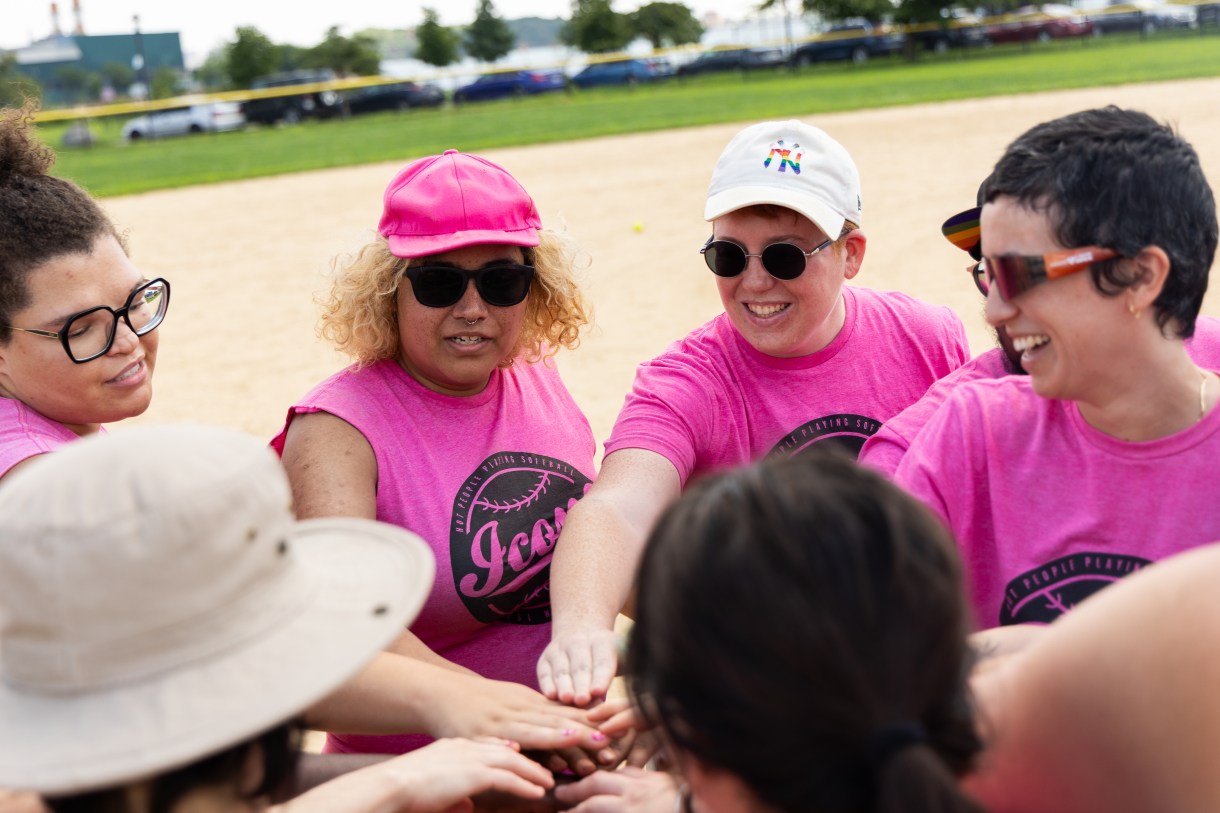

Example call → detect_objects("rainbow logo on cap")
763 139 801 175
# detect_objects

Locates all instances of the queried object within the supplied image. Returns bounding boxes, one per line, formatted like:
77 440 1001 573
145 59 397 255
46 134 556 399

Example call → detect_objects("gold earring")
1129 301 1141 320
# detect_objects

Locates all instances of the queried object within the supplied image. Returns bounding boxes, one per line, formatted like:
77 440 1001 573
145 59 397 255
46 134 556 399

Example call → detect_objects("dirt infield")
107 77 1220 449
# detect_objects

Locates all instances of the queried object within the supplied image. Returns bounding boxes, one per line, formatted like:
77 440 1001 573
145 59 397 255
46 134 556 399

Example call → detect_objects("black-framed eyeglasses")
404 263 535 309
700 237 835 280
4 278 171 364
969 259 989 296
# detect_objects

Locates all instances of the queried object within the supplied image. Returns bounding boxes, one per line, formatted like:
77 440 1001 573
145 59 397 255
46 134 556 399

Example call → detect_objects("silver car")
121 102 246 141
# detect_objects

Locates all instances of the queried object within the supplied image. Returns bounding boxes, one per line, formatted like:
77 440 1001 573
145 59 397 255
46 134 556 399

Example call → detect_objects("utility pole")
132 14 154 137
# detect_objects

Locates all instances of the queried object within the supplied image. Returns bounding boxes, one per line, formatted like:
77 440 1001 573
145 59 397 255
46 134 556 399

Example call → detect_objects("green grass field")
39 29 1220 198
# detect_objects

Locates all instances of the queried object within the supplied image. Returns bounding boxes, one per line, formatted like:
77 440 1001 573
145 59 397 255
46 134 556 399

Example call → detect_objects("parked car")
241 69 343 125
984 5 1095 43
905 12 990 52
1086 0 1196 34
571 58 670 88
121 102 245 141
790 22 906 66
675 47 786 77
342 81 444 114
452 70 567 103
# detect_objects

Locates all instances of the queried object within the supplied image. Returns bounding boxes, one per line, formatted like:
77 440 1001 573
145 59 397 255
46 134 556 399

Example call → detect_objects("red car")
985 4 1095 42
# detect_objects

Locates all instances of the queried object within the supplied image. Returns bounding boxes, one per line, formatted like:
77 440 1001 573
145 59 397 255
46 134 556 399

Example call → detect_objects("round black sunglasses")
700 237 835 281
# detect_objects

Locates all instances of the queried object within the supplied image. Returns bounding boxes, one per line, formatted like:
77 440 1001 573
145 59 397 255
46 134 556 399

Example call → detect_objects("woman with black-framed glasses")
271 150 609 770
0 104 170 482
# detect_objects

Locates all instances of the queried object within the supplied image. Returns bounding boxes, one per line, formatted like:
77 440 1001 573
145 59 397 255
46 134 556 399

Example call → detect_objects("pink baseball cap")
378 149 542 258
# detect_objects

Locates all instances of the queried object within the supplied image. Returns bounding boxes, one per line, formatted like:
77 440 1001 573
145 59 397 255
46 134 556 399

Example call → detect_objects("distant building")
13 32 185 104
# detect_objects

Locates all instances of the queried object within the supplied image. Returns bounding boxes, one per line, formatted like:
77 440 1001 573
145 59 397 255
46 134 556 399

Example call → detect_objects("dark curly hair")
0 102 122 338
983 106 1217 339
628 449 985 813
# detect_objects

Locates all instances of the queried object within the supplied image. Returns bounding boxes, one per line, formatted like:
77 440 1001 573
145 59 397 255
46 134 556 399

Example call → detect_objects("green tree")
0 54 40 106
631 2 704 48
99 61 135 94
151 67 180 99
53 65 93 103
465 0 517 62
194 49 230 90
415 9 460 66
562 0 634 53
225 26 278 87
303 26 382 75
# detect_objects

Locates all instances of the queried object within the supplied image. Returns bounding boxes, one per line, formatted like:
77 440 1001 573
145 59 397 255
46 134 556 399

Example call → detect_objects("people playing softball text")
0 103 170 481
557 450 1220 813
274 150 608 767
859 176 1220 477
893 106 1220 629
539 119 970 704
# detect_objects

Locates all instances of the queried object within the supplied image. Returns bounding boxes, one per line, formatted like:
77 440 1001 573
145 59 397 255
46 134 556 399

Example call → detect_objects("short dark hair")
983 105 1217 339
0 102 122 337
44 722 301 813
627 449 983 813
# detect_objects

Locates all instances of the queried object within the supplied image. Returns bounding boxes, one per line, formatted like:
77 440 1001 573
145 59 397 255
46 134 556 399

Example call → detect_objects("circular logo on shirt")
768 413 882 458
998 552 1152 625
450 452 592 625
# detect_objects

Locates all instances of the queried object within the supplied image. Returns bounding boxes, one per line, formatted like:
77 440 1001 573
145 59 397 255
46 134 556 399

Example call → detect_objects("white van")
121 102 246 141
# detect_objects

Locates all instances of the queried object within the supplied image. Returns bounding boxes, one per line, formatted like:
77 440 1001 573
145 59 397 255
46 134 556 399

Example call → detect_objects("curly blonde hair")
318 231 590 367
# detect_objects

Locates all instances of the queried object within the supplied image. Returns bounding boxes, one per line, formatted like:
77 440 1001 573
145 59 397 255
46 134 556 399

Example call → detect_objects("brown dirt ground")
107 77 1220 451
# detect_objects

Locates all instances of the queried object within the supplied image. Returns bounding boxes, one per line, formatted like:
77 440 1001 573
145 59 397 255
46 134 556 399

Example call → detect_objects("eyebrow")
35 278 152 329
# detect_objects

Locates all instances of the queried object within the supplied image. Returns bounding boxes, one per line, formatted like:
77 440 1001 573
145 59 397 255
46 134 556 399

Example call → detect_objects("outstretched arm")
539 449 681 707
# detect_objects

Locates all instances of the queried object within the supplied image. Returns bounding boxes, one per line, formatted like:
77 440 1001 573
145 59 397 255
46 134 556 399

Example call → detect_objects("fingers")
552 768 637 805
547 745 599 776
586 696 630 724
537 633 620 706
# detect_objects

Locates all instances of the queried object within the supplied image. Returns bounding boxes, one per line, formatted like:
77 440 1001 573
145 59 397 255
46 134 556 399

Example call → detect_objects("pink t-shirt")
604 285 969 484
272 356 596 754
0 398 87 478
894 374 1220 629
861 315 1220 477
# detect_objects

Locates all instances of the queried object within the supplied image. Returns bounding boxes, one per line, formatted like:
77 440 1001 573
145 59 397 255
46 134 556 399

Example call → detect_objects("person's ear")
1127 245 1171 314
841 229 866 281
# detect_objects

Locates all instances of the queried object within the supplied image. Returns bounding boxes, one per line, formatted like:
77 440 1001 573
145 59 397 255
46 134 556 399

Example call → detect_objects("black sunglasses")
404 263 535 309
969 259 989 296
700 237 834 280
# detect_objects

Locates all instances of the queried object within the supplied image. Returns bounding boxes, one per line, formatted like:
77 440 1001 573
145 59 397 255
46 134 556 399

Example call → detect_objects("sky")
2 0 761 65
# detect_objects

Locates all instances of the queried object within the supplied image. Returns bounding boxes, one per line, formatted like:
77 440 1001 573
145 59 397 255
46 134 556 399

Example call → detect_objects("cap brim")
387 227 541 259
0 519 434 795
942 206 982 260
705 185 848 239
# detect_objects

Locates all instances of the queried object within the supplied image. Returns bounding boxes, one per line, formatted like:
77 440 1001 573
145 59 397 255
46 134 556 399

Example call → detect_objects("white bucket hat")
704 119 863 238
0 424 435 795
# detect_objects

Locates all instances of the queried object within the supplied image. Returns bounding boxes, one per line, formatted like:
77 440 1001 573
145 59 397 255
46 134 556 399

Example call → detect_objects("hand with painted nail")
552 766 679 813
280 737 556 813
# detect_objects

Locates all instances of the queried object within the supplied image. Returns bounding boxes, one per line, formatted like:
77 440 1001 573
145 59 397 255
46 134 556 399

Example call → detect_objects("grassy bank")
40 29 1220 198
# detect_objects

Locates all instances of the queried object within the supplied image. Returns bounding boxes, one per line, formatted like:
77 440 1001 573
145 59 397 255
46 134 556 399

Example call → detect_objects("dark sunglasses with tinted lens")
983 247 1119 301
404 263 535 308
700 237 834 281
969 259 989 296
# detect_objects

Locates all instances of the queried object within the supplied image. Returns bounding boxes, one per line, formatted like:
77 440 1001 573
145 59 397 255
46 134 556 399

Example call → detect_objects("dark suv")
790 22 906 65
241 70 343 125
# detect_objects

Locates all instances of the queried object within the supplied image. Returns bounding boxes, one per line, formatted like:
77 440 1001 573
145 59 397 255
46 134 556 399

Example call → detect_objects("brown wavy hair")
317 230 590 367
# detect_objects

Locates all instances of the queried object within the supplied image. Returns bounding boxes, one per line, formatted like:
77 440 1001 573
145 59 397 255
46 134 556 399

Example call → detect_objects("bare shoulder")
280 411 378 520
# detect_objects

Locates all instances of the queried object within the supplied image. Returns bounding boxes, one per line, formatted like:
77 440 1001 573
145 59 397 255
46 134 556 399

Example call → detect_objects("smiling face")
0 235 159 435
982 196 1130 402
712 206 864 358
395 243 529 396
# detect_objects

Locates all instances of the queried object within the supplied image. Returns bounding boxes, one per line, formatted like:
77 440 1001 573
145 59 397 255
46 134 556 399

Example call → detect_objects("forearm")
550 494 649 636
304 651 454 736
387 628 480 676
273 753 393 803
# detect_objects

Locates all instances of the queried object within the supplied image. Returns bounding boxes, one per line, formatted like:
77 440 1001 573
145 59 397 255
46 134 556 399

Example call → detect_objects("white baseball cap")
704 119 863 238
0 424 435 795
